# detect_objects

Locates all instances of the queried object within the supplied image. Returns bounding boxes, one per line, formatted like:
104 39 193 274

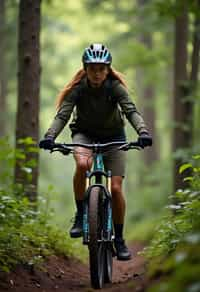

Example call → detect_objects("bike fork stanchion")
105 170 112 241
83 171 90 244
103 199 113 284
104 171 113 284
83 202 89 244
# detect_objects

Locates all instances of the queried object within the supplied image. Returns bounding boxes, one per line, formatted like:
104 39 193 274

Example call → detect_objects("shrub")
144 155 200 291
0 137 86 272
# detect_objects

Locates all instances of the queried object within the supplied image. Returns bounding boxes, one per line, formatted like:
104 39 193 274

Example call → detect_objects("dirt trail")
0 242 147 292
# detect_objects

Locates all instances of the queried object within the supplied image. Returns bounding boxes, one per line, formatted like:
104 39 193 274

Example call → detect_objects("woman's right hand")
39 136 55 150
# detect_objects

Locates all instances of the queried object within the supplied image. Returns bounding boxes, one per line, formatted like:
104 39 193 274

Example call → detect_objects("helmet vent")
88 49 92 56
103 50 107 57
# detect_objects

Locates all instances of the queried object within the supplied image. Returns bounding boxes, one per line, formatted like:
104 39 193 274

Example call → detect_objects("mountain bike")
50 140 141 289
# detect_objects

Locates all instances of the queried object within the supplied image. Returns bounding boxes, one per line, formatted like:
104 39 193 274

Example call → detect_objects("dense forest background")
1 0 199 228
0 1 200 291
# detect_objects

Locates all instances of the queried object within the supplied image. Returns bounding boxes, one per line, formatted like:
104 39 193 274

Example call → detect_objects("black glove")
39 136 55 150
138 132 152 148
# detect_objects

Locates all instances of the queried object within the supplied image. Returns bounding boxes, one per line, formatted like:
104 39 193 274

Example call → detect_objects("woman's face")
86 63 109 87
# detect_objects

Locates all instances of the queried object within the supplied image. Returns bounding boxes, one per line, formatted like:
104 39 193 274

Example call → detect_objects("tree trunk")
173 1 200 192
14 0 41 201
137 0 158 165
140 35 158 165
0 0 7 137
173 1 188 191
186 9 200 144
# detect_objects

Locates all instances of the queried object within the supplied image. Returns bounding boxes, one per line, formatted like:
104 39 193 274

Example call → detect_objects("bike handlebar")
50 141 143 155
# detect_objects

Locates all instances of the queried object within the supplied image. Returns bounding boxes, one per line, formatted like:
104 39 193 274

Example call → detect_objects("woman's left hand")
138 132 152 148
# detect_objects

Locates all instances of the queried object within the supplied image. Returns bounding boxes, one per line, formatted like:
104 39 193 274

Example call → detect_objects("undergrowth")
143 155 200 292
0 137 86 273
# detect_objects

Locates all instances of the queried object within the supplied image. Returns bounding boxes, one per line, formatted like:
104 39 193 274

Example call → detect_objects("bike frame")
49 140 141 246
48 140 142 289
83 152 113 245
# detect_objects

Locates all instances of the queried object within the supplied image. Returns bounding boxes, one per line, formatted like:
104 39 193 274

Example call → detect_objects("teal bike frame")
94 153 104 172
82 152 113 244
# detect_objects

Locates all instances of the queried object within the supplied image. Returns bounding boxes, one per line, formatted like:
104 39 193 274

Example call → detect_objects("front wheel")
104 243 113 283
88 186 104 289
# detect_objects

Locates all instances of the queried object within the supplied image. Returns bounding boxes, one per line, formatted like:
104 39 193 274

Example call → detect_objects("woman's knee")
75 156 92 174
74 147 92 174
76 159 88 172
111 177 123 195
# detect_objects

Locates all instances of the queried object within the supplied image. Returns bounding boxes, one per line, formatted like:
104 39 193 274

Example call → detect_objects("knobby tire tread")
104 244 113 283
89 186 104 289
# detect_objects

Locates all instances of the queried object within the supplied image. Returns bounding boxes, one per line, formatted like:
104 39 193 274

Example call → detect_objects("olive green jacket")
45 77 148 139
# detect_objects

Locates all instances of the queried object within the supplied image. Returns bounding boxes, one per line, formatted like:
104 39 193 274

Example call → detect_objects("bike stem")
94 153 104 184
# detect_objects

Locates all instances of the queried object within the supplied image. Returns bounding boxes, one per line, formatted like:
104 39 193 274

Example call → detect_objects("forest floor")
0 242 150 292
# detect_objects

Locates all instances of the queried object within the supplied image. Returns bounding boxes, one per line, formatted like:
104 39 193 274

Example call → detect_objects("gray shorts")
72 133 126 177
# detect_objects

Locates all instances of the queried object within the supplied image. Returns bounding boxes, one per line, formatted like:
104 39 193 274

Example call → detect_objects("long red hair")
56 67 128 110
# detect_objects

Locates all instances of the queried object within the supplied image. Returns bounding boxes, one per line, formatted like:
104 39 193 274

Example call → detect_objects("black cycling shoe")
114 238 132 261
70 213 83 238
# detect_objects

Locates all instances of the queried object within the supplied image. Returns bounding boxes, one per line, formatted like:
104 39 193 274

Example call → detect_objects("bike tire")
104 243 113 283
89 186 104 289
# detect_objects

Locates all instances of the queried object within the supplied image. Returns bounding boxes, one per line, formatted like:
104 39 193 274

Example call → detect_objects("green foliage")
15 137 39 187
143 156 200 291
0 138 86 272
0 192 86 272
0 137 15 186
154 0 200 19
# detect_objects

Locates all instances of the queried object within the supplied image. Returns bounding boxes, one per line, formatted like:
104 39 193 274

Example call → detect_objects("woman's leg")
111 176 125 225
103 148 126 237
70 146 92 238
111 176 131 260
73 147 93 200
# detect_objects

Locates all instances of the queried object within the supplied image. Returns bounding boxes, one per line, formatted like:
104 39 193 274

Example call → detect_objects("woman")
39 43 152 261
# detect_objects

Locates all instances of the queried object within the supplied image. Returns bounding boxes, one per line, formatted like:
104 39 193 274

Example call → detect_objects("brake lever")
50 148 57 153
50 148 71 155
119 142 143 151
130 145 143 150
60 149 71 155
129 141 144 150
118 143 130 151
